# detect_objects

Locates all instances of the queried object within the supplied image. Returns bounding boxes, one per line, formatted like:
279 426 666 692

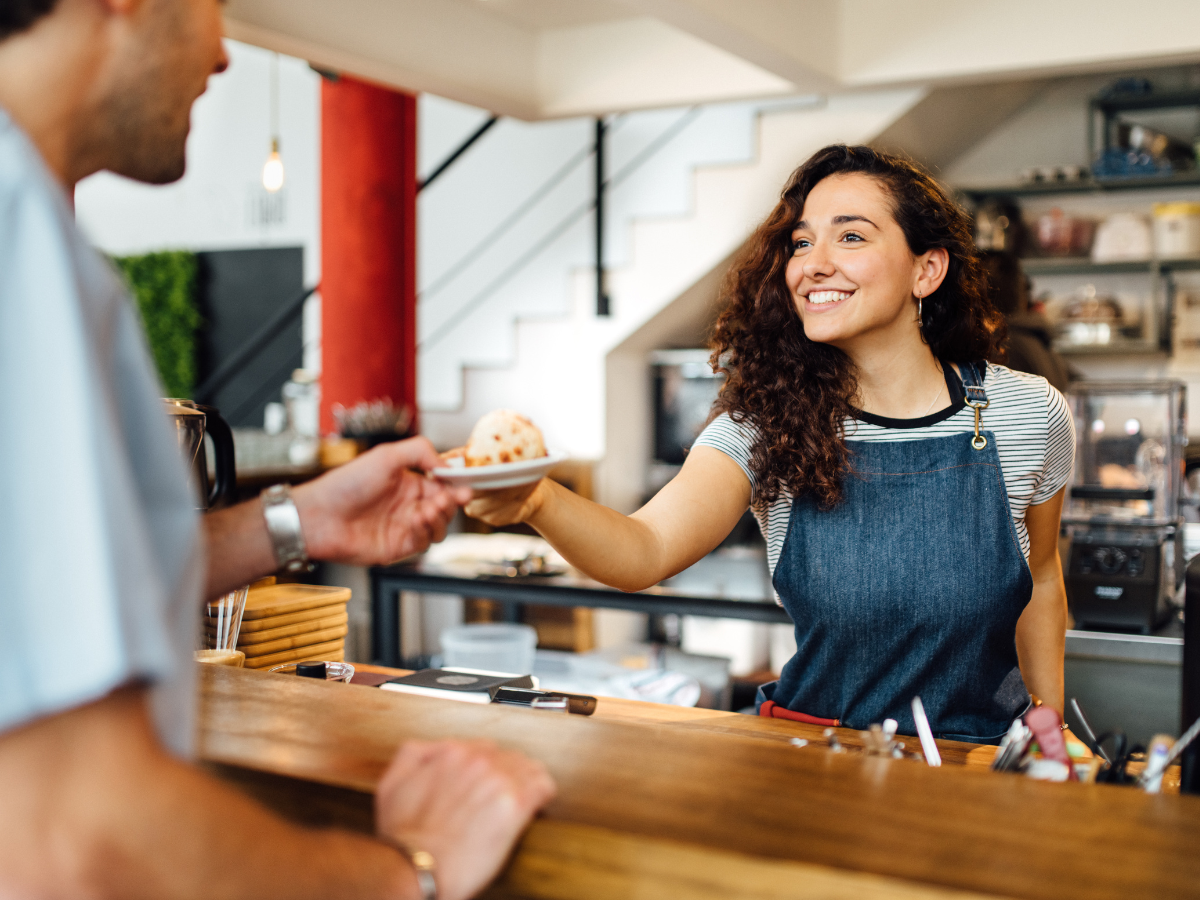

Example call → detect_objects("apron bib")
758 363 1033 743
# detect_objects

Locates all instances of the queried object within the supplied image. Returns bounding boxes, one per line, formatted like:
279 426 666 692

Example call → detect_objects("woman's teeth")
807 290 853 305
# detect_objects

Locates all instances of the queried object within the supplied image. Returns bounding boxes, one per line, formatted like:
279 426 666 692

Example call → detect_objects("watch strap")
260 484 311 573
381 838 437 900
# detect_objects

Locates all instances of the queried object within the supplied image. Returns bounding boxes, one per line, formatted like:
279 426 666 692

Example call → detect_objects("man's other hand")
294 437 472 566
375 740 556 900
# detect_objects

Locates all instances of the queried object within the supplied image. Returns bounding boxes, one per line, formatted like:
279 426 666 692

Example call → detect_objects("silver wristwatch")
260 484 312 573
384 839 437 900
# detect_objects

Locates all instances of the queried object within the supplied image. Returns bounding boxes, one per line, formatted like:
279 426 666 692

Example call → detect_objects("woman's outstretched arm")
466 447 752 592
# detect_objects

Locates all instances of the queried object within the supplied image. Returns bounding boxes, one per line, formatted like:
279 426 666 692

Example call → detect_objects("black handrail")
420 106 700 350
193 284 318 404
595 117 609 317
419 115 499 192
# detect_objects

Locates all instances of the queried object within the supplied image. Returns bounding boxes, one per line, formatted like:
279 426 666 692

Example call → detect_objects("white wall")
74 40 323 375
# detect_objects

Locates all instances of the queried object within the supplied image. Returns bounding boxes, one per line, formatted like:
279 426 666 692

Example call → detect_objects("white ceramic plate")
432 450 566 490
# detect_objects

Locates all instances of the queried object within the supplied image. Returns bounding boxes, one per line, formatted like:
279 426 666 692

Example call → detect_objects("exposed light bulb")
262 138 284 192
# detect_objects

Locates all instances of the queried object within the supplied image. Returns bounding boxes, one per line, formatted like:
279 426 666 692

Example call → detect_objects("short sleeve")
1032 383 1075 505
0 116 199 752
693 413 758 495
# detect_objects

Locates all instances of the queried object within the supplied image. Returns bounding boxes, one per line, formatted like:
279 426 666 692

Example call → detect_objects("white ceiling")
223 0 1200 119
479 0 634 30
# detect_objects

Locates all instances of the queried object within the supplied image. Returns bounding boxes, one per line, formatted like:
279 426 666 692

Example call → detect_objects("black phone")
490 686 597 716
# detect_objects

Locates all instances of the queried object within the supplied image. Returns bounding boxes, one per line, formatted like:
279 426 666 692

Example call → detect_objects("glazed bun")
465 409 546 467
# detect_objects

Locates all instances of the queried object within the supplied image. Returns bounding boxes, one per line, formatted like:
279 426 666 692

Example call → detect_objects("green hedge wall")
113 251 200 398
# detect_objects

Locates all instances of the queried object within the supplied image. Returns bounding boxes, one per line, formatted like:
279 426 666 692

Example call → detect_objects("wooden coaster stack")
206 584 351 670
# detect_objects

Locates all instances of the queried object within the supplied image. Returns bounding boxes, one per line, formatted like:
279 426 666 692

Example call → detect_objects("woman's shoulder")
982 362 1065 409
696 411 759 447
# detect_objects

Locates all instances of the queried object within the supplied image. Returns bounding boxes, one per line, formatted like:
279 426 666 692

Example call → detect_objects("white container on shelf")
1153 202 1200 259
440 623 537 675
1091 213 1152 262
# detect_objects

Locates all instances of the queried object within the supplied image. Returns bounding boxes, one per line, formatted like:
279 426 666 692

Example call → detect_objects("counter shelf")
369 557 791 669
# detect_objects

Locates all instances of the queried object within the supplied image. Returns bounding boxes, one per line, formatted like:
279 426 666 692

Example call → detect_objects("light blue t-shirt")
0 108 202 756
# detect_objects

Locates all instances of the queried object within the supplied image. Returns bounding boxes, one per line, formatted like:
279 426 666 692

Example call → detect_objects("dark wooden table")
201 665 1200 900
369 560 791 667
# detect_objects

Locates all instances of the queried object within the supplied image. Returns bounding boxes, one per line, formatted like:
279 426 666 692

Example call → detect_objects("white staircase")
418 87 926 462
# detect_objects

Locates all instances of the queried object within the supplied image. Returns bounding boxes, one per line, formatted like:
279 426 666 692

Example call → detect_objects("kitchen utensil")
991 719 1034 772
1069 698 1112 765
267 660 355 682
432 450 566 490
1138 714 1200 789
162 399 237 510
822 728 844 752
910 696 941 767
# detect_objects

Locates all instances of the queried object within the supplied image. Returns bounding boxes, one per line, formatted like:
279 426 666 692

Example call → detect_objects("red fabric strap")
759 700 840 727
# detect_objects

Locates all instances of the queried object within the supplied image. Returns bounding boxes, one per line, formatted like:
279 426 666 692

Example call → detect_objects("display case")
1063 381 1187 633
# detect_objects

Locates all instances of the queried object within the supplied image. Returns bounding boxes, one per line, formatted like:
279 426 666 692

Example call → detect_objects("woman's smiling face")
785 172 938 353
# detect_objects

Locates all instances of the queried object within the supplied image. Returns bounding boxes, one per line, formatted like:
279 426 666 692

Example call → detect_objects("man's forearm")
0 688 421 900
203 500 278 600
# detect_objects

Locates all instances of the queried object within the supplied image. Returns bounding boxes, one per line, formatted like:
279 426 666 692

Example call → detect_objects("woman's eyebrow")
832 214 878 228
792 214 878 232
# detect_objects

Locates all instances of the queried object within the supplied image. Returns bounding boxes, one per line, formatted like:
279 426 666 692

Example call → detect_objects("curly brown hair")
710 144 1005 509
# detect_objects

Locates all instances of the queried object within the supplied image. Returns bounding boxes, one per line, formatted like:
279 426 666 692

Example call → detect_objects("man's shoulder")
0 111 52 201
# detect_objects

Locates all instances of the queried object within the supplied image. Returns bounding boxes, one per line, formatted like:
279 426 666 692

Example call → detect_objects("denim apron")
757 363 1033 743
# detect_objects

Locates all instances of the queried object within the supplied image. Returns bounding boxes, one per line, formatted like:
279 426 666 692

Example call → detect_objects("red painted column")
320 75 417 434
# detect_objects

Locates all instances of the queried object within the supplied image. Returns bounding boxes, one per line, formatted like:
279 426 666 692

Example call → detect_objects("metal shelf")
1023 257 1200 277
1024 258 1153 276
959 171 1200 200
1055 342 1167 357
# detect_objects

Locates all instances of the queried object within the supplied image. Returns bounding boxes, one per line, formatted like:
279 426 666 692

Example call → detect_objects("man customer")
0 1 555 898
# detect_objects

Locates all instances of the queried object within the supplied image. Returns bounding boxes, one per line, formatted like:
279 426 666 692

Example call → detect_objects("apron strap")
759 700 840 727
960 361 989 405
960 361 990 451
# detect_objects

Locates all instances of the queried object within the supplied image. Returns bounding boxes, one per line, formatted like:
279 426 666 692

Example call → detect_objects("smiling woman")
467 144 1075 745
712 145 1004 510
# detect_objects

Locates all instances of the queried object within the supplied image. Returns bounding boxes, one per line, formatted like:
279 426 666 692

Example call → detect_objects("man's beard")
96 0 199 185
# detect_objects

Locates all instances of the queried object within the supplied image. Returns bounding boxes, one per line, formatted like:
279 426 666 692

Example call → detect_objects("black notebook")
380 668 537 704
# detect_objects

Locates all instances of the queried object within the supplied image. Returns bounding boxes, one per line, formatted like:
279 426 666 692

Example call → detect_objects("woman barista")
470 145 1075 742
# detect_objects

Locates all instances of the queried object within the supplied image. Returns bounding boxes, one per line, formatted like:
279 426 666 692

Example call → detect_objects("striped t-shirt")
694 363 1075 592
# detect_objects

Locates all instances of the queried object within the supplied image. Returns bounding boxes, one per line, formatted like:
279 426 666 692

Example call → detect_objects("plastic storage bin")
440 623 537 675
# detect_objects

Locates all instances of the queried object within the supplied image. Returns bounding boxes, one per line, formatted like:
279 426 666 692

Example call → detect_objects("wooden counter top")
200 666 1200 900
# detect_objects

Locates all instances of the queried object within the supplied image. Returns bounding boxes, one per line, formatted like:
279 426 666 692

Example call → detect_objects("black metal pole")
1182 555 1200 793
595 117 610 317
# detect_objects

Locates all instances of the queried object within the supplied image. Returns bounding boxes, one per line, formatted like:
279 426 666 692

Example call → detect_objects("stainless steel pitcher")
163 399 237 510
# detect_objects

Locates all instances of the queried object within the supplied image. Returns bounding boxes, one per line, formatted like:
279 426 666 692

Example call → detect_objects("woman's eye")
791 238 811 253
841 232 864 243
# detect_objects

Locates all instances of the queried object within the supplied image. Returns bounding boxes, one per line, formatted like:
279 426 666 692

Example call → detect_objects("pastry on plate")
465 409 546 467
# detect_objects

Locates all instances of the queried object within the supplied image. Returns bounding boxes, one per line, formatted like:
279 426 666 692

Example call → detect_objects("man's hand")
375 739 556 900
294 437 472 566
